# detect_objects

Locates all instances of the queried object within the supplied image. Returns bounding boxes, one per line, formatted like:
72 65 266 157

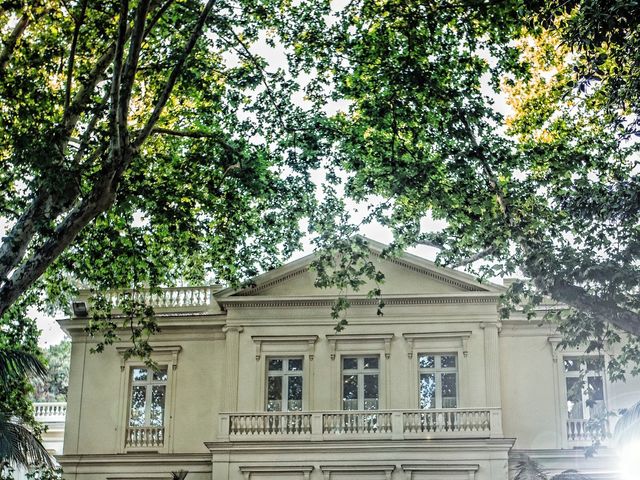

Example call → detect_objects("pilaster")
481 322 502 408
222 325 243 411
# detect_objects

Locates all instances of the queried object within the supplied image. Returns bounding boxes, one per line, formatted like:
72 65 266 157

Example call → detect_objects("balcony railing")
34 402 67 423
74 285 220 315
566 418 609 443
125 426 165 448
219 408 502 441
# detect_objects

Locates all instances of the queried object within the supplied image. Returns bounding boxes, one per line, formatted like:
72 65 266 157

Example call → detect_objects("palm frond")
0 414 54 468
512 456 548 480
551 470 591 480
0 349 47 385
614 400 640 446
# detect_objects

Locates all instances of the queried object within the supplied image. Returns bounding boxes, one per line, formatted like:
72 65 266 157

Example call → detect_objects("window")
128 366 168 428
564 356 605 420
418 353 458 409
342 356 379 410
266 357 303 411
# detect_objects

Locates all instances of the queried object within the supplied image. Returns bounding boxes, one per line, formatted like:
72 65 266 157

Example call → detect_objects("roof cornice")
218 292 500 309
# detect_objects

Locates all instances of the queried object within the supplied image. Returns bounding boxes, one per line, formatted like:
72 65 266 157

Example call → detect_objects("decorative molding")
222 325 244 335
319 464 395 480
236 267 308 296
251 335 319 360
239 465 313 480
115 345 181 371
369 250 484 292
480 321 502 333
548 335 563 363
219 294 500 309
401 463 479 480
403 332 472 358
326 333 394 360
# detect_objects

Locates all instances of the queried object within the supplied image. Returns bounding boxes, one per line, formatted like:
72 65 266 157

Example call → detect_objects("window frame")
417 352 459 409
403 332 470 410
265 356 304 412
549 335 610 448
128 365 169 428
562 355 606 421
341 355 381 411
252 335 318 412
116 345 181 453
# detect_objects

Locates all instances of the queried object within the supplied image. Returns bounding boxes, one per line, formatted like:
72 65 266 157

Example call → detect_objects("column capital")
479 321 502 332
222 325 244 334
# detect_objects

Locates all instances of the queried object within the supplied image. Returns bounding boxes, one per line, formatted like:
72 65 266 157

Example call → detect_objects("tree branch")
415 239 445 249
73 88 110 164
452 245 497 267
548 280 640 337
63 0 88 115
120 0 151 120
151 127 221 139
133 0 217 149
108 0 130 166
0 12 29 78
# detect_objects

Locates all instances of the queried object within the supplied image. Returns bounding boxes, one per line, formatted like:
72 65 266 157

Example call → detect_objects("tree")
33 341 70 403
0 0 322 323
512 456 591 480
0 348 54 472
273 0 640 377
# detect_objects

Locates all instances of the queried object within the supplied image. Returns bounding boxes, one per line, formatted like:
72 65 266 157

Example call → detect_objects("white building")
55 239 639 480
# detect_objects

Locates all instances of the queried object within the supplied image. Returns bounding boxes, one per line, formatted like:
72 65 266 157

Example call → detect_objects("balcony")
566 418 609 445
34 402 67 423
218 408 503 442
73 285 221 316
125 426 165 448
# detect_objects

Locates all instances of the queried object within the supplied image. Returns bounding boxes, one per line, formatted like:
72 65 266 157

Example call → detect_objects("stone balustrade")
219 408 502 441
125 426 165 448
74 285 221 315
34 402 67 422
566 418 608 443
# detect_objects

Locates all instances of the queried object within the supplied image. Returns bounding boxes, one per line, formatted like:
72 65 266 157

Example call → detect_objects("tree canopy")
1 0 640 411
272 0 640 378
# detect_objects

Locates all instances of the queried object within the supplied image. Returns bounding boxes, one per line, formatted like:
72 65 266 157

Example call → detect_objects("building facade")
56 240 639 480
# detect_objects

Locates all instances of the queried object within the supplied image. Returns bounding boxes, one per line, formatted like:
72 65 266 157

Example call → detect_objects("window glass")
267 375 283 411
588 376 604 401
566 377 584 419
342 356 380 410
153 367 168 382
128 365 168 428
441 355 456 368
441 373 457 408
343 375 358 410
287 376 303 411
418 353 458 409
343 357 358 370
268 359 283 371
364 357 378 369
129 386 146 426
564 358 580 372
288 358 303 371
419 374 436 409
418 355 435 369
150 385 166 426
132 368 147 381
266 357 303 412
563 356 605 421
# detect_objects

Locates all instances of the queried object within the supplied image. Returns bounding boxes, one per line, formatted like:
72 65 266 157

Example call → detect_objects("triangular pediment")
216 238 502 298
